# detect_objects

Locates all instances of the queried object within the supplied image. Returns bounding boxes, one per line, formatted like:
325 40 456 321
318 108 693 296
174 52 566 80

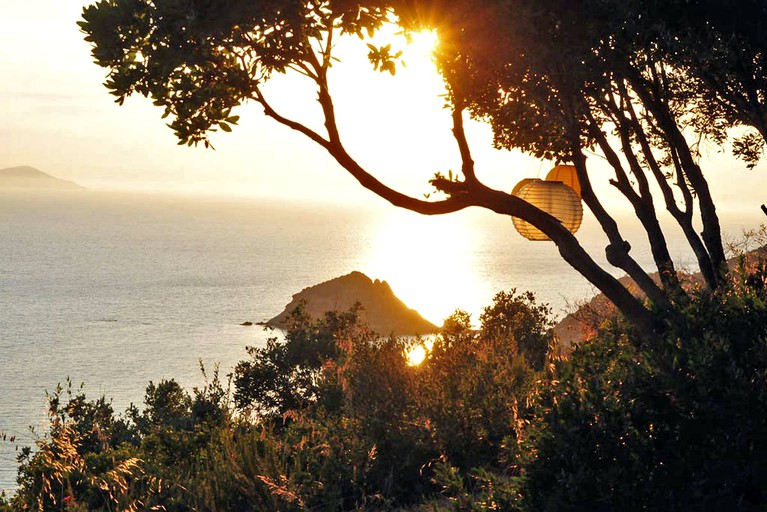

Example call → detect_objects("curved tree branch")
451 103 478 184
252 85 332 150
325 142 471 214
253 85 468 215
256 30 658 338
467 182 658 338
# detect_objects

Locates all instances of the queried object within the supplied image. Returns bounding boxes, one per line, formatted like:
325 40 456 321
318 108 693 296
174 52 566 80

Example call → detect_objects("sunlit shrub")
7 291 555 510
416 306 537 471
11 382 157 511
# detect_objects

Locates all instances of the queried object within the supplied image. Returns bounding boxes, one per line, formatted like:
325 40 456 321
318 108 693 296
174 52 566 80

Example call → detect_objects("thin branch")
584 108 638 198
304 40 326 82
570 108 668 306
670 147 694 217
303 45 342 144
322 25 335 73
602 88 653 200
625 65 727 285
286 61 318 80
620 81 691 219
252 85 331 149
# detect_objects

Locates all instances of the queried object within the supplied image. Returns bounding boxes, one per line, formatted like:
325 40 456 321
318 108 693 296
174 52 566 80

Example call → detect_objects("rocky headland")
264 271 438 336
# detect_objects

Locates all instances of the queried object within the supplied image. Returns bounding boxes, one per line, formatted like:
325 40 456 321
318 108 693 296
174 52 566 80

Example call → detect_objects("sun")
404 29 439 60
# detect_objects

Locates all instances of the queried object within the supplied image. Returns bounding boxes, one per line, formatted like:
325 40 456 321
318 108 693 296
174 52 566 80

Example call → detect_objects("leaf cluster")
79 0 391 146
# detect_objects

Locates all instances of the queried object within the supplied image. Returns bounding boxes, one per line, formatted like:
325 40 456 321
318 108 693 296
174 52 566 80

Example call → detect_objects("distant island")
0 166 84 190
263 271 438 336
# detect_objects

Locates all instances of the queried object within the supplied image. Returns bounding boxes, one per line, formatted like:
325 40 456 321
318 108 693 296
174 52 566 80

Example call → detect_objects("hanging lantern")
511 177 536 197
545 164 581 197
512 179 583 241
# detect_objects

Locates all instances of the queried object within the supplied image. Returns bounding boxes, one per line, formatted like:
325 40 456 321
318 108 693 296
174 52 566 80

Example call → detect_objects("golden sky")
1 0 765 215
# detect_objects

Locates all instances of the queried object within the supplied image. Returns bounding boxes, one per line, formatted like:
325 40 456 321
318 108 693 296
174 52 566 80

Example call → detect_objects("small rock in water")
240 321 254 326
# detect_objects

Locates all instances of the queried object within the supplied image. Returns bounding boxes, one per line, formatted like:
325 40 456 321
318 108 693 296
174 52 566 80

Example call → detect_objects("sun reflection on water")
406 344 428 366
363 209 487 326
406 338 435 366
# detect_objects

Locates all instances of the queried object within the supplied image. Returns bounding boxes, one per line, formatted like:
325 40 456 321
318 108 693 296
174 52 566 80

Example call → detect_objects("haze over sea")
0 190 760 491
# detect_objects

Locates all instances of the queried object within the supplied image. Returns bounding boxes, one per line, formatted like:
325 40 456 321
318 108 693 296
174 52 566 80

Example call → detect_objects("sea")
0 190 761 492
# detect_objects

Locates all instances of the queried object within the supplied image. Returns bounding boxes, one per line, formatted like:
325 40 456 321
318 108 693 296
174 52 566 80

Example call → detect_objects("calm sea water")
0 190 758 492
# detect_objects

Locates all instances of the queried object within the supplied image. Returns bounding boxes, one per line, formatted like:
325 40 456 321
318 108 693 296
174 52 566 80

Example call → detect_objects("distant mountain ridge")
0 166 84 190
265 271 438 336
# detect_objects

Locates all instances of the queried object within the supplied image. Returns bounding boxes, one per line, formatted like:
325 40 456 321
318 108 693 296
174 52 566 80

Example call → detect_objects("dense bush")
5 292 544 510
519 280 767 511
416 308 536 471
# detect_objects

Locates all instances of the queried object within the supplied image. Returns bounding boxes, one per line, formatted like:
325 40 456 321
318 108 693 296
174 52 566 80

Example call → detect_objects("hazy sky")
1 0 766 214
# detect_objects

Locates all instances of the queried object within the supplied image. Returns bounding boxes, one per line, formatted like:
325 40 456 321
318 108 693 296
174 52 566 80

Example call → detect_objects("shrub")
519 275 767 511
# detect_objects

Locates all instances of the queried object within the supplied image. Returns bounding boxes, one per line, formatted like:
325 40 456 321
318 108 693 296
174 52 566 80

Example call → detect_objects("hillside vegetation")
5 263 767 510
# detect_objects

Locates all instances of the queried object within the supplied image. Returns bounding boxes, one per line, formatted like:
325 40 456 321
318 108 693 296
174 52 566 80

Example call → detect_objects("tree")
79 0 767 337
479 289 553 370
233 304 366 417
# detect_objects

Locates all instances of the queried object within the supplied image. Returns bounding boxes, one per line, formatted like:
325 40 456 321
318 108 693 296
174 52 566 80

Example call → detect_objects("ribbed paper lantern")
512 179 583 241
545 164 581 197
511 178 536 197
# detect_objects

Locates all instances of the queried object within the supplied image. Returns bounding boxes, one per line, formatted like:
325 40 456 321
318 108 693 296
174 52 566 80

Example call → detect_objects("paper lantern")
511 178 536 197
512 179 583 241
545 164 581 197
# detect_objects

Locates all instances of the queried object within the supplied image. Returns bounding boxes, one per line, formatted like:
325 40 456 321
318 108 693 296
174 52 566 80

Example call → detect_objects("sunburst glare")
404 29 439 61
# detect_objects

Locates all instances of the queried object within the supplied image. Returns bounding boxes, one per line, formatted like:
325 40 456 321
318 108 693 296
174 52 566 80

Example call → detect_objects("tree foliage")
10 368 231 511
233 304 362 417
520 279 767 511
